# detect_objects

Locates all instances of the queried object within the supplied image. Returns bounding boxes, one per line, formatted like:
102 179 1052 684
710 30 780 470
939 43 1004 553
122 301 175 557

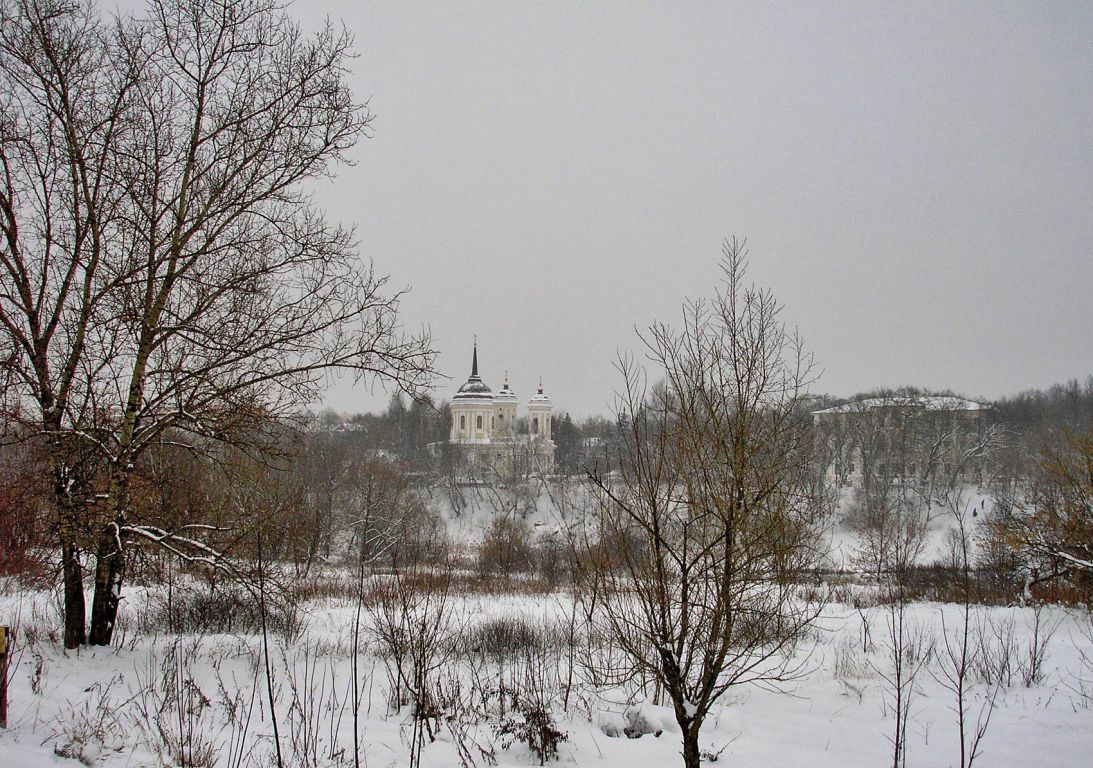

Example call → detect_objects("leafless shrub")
848 493 930 584
701 742 731 762
367 566 459 767
362 566 553 600
133 581 301 638
130 640 219 768
212 651 262 768
279 638 352 767
823 578 862 606
28 646 45 696
20 592 64 647
928 499 1005 768
932 604 1005 768
1067 608 1093 709
1019 604 1061 687
972 613 1017 688
291 570 359 602
493 704 568 765
832 634 871 682
461 614 559 660
477 517 535 576
489 638 569 765
51 673 130 765
429 669 498 768
874 608 933 768
857 606 877 654
975 501 1025 598
531 531 577 588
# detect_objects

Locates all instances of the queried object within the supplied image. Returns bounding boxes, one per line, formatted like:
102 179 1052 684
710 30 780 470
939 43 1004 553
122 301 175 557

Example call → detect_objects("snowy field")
1 579 1091 768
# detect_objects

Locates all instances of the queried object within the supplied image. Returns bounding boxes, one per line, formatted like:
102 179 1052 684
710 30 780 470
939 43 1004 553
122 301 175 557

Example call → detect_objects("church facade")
447 343 555 475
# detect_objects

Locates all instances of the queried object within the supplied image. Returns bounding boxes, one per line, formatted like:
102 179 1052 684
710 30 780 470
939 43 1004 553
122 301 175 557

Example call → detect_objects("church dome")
455 378 493 397
452 342 494 402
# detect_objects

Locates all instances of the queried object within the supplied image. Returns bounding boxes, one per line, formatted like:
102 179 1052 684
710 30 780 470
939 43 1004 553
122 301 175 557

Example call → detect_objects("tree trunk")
61 540 86 649
88 472 130 646
88 520 126 645
682 725 701 768
52 457 87 649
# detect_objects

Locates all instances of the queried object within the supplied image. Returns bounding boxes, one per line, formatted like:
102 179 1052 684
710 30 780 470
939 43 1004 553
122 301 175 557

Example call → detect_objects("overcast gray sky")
299 1 1091 417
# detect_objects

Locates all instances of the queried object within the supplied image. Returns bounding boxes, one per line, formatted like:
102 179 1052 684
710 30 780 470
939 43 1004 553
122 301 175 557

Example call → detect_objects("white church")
446 342 555 475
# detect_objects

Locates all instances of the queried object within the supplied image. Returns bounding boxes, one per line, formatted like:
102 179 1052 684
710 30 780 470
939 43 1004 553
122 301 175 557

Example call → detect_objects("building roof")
494 374 517 404
453 343 494 402
811 395 987 416
528 378 552 409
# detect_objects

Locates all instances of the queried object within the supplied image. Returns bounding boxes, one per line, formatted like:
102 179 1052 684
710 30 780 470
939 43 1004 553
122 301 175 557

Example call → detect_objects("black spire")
454 336 492 398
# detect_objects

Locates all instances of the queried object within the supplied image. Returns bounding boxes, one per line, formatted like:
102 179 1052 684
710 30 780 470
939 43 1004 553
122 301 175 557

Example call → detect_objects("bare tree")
343 456 440 570
0 0 434 646
874 594 932 768
295 418 355 572
849 417 1000 768
932 490 1003 768
580 238 828 768
0 0 144 646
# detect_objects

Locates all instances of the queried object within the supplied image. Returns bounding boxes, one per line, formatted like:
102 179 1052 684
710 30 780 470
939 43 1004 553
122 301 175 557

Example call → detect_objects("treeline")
323 395 451 471
991 377 1093 469
336 378 1093 476
0 425 448 583
2 377 1090 603
803 378 1093 601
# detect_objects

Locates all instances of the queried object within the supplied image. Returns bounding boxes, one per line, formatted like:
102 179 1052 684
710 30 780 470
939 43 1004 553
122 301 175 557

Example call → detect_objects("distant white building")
811 395 988 420
812 394 991 486
447 342 555 475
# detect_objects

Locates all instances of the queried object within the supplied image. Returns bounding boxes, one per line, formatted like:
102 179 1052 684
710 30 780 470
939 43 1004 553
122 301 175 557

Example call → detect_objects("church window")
476 415 483 430
532 417 539 434
460 415 465 430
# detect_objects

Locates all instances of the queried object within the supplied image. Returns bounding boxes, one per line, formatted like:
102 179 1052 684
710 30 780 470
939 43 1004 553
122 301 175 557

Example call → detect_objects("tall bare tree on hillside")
581 238 828 768
0 0 434 646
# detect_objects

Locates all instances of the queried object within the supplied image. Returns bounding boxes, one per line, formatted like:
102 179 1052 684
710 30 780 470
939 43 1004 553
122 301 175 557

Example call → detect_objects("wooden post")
0 625 8 728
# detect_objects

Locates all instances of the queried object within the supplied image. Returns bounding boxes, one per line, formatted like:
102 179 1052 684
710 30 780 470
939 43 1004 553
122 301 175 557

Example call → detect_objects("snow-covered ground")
1 581 1091 768
426 477 586 546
